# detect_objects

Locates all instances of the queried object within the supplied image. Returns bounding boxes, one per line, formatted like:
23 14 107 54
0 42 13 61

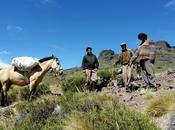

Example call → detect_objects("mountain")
98 40 175 71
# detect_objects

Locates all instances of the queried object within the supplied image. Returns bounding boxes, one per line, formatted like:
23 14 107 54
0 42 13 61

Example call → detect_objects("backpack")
149 41 156 63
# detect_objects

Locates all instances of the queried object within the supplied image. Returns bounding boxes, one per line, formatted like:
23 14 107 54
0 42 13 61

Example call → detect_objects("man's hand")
129 60 133 66
83 69 86 73
94 68 98 71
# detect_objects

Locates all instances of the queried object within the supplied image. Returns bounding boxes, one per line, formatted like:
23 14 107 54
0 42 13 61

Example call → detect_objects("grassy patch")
63 107 160 130
62 76 86 93
145 90 175 117
143 89 156 100
14 96 60 130
97 68 116 79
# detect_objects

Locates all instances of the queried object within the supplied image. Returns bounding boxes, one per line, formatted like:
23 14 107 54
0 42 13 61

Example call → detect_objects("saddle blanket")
12 56 39 72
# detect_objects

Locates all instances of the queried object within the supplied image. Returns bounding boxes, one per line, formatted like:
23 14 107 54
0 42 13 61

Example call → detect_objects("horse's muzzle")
59 69 63 76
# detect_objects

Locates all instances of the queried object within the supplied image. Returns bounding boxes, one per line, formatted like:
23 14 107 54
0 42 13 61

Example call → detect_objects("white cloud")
165 0 175 9
6 25 23 32
0 50 9 55
0 59 9 68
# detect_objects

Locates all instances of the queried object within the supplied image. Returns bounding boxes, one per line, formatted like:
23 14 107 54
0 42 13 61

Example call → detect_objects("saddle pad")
12 57 39 72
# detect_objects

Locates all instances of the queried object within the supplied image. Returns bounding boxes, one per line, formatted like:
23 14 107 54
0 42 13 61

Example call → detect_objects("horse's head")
50 56 63 76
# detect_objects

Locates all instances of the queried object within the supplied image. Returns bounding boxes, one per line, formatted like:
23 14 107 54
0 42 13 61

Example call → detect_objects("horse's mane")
39 56 54 63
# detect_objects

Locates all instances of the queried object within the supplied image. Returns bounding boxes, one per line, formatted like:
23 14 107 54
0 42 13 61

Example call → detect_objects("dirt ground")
102 70 175 130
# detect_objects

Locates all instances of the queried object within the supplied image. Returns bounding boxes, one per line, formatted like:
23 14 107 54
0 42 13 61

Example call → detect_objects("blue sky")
0 0 175 69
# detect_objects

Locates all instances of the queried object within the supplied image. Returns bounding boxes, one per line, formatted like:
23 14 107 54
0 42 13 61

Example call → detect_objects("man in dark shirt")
82 47 99 90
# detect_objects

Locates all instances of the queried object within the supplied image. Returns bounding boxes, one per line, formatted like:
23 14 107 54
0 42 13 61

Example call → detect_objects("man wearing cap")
114 42 134 92
130 33 158 89
82 47 99 91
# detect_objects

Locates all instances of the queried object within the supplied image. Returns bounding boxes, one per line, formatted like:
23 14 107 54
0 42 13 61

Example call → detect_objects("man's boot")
91 81 97 91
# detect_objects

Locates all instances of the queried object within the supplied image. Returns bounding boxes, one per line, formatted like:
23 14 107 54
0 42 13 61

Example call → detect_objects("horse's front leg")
0 83 10 106
1 91 5 106
28 83 37 102
1 90 8 106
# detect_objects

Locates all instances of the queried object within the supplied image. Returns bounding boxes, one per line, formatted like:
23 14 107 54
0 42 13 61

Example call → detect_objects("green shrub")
61 92 160 130
18 84 50 101
18 87 30 101
62 76 86 93
8 88 19 103
42 115 65 130
0 91 160 130
60 92 120 114
143 89 156 100
14 96 58 130
63 112 93 130
63 107 160 130
97 69 117 79
37 83 51 95
97 69 111 79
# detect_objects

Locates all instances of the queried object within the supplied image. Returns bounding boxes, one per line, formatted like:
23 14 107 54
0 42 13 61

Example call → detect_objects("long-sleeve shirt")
131 40 156 62
115 49 133 65
82 54 99 70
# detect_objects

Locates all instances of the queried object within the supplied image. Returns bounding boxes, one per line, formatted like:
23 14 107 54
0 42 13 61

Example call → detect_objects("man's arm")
130 50 134 57
114 54 121 65
94 56 99 69
130 48 140 63
82 56 86 70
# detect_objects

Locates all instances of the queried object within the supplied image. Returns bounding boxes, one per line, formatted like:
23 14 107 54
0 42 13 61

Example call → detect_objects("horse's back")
0 67 11 83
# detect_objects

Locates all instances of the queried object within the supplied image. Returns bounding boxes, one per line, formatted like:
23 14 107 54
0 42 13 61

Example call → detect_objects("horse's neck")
40 59 53 73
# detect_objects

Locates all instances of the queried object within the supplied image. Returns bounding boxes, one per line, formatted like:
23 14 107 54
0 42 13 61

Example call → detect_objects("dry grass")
145 90 175 117
63 112 93 130
143 89 156 100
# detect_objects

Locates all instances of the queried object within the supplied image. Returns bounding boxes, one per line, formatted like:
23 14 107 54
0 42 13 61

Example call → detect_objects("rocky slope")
98 40 175 70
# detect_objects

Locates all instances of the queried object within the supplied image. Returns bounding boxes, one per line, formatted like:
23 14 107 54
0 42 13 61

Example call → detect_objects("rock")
98 50 115 61
167 113 175 130
49 85 63 96
52 105 62 116
156 40 171 50
98 50 117 68
167 69 175 75
168 84 175 89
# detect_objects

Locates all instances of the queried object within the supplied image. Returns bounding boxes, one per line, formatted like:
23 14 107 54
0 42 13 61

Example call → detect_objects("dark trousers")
140 60 156 87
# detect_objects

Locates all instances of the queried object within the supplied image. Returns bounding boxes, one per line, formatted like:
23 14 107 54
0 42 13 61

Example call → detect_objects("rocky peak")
155 40 171 50
98 50 115 61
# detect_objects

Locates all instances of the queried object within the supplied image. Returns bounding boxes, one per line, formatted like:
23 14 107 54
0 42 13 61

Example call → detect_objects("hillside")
1 40 175 130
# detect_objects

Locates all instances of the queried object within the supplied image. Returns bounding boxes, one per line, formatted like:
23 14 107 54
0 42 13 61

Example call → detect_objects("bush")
143 89 156 100
42 115 65 130
145 90 175 117
97 69 112 79
18 87 30 101
62 76 86 93
63 112 93 130
60 92 120 114
0 91 160 130
97 69 117 79
63 107 160 130
18 84 50 101
14 96 59 130
8 88 19 103
37 83 51 95
61 92 160 130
